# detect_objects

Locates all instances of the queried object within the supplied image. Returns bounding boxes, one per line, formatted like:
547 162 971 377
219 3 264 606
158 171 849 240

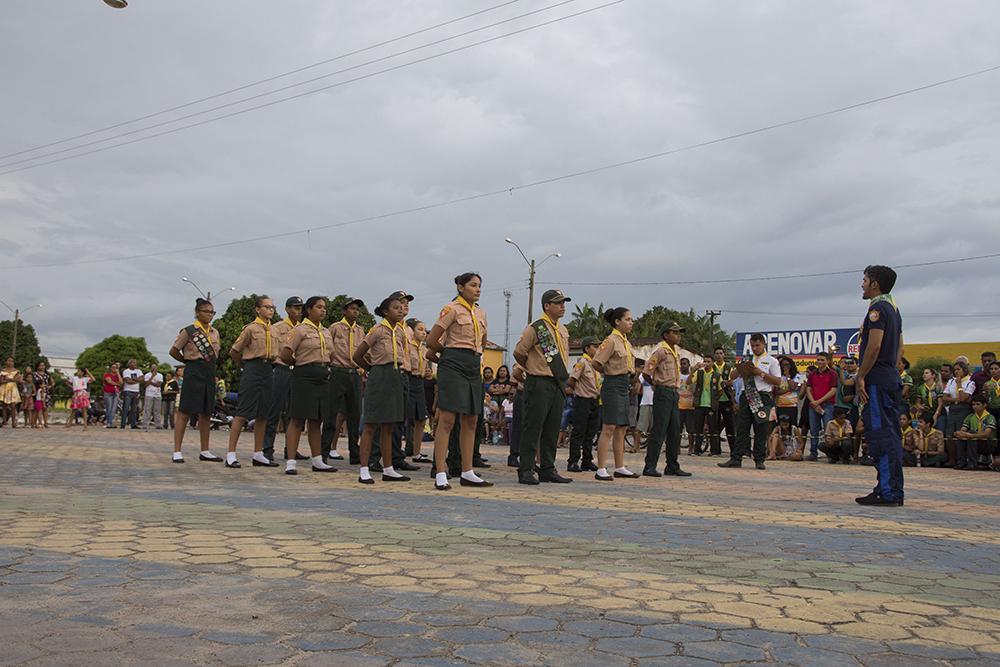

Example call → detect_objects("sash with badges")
737 359 769 424
532 319 568 385
186 324 217 365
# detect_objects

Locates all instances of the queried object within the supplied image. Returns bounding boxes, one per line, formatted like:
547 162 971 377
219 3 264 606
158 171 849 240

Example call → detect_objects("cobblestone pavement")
2 429 999 666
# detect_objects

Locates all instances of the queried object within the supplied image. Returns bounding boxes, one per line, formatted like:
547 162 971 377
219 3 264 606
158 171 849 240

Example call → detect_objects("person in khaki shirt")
169 298 223 464
641 322 692 478
819 407 855 463
225 295 280 468
915 412 947 466
262 296 302 462
406 318 432 464
512 289 573 485
567 336 600 472
320 297 365 465
382 294 422 475
591 307 640 480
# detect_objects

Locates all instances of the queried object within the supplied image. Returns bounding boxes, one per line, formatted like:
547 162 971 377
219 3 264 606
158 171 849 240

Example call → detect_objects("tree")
76 335 162 375
0 318 43 369
631 306 734 354
910 356 949 386
323 295 375 330
566 302 609 339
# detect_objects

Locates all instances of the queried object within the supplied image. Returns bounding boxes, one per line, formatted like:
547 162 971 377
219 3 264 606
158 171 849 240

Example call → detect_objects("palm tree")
566 302 609 339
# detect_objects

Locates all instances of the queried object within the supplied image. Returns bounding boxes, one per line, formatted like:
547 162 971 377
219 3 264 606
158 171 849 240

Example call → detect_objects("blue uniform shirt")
859 298 902 387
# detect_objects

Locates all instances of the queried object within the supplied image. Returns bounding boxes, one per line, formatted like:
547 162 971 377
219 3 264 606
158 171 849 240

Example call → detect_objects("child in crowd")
915 412 947 467
902 412 920 467
766 414 803 461
819 407 854 464
955 395 996 470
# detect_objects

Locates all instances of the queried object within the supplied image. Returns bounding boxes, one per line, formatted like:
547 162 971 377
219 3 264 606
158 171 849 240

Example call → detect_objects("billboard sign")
734 328 860 369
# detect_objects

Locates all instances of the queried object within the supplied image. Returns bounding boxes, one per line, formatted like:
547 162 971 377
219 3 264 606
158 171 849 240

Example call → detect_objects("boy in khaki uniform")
567 336 600 472
641 322 691 478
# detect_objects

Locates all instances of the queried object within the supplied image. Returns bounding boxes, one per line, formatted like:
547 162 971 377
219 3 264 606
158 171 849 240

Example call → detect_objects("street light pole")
503 289 512 366
0 300 43 361
505 238 560 324
181 277 235 303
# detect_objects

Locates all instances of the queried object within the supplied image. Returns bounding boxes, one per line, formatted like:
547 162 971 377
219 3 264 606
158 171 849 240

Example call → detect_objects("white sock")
436 472 449 486
330 449 341 457
461 470 484 483
311 456 332 469
597 467 609 477
285 460 296 472
615 466 632 475
226 452 237 464
252 452 270 464
201 450 219 460
383 466 404 478
360 466 372 481
172 452 184 461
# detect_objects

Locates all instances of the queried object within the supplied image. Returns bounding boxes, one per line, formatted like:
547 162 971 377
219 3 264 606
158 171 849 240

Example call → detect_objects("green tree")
566 302 609 339
0 319 43 369
323 294 375 330
632 307 734 354
910 356 949 386
76 335 162 375
50 369 73 403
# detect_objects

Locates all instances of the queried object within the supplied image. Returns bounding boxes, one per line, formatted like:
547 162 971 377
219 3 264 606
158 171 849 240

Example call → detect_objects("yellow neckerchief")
303 318 327 358
193 319 212 338
541 313 567 363
455 295 481 351
253 317 272 358
582 352 601 389
918 427 939 451
972 410 993 432
922 380 936 397
660 341 681 377
381 319 399 368
834 421 848 440
410 339 425 376
612 328 634 373
339 318 357 358
989 378 1000 397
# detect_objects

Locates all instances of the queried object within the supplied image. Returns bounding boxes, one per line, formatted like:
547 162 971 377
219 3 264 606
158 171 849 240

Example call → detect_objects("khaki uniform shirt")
824 420 853 444
593 331 633 376
364 323 408 368
173 324 221 362
230 320 279 361
271 318 297 367
329 319 364 369
409 341 429 378
513 318 570 377
643 343 681 388
571 355 599 399
283 322 333 365
918 428 945 456
435 300 488 354
397 324 413 374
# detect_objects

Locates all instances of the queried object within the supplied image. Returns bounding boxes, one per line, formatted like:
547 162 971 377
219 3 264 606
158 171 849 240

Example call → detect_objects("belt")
331 366 358 374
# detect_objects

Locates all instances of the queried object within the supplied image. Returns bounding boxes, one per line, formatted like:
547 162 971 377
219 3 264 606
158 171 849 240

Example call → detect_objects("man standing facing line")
854 264 905 506
120 359 142 430
262 297 303 462
642 322 691 478
806 352 838 461
718 333 782 470
141 363 164 430
513 289 572 485
566 336 600 473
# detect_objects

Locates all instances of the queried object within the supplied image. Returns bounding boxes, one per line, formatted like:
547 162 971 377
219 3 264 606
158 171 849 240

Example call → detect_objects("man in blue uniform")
854 265 905 506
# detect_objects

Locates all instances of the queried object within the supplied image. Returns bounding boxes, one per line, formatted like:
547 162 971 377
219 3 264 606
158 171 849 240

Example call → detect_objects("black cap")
541 289 571 305
285 296 304 307
387 291 414 302
580 336 599 349
657 321 686 337
344 297 365 309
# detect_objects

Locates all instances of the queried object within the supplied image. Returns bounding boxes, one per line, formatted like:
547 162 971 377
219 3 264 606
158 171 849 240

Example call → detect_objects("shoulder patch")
868 310 879 322
440 306 452 318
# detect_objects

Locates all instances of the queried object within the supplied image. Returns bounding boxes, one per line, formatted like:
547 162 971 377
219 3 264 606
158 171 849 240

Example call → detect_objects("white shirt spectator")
502 398 514 419
143 372 164 398
71 376 89 393
122 368 143 393
639 375 654 406
944 377 975 399
750 354 782 393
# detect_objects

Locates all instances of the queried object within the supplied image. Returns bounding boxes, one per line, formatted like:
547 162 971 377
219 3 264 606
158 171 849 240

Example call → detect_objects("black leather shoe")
199 453 223 462
312 465 338 472
613 470 639 478
539 472 572 483
480 457 489 463
382 474 411 482
397 462 420 471
855 493 899 506
460 477 494 487
253 459 279 467
642 468 662 478
413 454 430 463
435 482 451 491
582 462 598 472
358 476 375 485
755 461 766 470
594 472 614 481
507 456 520 468
717 459 742 468
327 453 344 461
172 457 185 464
566 463 582 473
665 469 692 477
285 468 298 476
295 453 310 460
518 471 540 485
225 460 241 468
473 459 492 469
369 463 384 472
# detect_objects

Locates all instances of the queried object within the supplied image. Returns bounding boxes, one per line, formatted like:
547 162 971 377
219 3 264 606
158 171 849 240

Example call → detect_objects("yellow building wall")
905 342 1000 367
483 349 505 374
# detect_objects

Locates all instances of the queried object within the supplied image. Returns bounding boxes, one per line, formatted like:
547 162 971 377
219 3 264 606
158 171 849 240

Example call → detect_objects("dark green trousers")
519 375 564 475
321 369 361 461
643 386 682 472
732 392 774 464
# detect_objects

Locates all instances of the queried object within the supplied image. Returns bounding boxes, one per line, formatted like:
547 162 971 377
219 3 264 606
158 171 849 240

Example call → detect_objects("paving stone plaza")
1 428 998 666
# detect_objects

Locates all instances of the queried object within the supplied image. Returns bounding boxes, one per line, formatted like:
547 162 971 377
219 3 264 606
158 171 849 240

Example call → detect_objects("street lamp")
181 277 235 302
0 299 42 361
505 238 560 322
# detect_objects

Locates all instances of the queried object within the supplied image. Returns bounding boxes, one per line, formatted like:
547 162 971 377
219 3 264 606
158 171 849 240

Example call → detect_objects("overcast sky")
2 0 999 362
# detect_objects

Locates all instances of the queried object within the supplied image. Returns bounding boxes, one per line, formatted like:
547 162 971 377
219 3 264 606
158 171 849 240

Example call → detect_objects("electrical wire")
0 0 620 174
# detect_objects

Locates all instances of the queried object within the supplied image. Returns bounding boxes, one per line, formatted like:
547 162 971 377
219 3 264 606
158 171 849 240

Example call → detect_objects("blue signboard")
735 328 861 361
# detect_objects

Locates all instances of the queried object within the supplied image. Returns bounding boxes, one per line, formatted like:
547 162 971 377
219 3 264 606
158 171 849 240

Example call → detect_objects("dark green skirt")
289 363 330 421
436 348 483 416
364 364 405 424
600 374 631 426
236 358 273 419
178 359 215 416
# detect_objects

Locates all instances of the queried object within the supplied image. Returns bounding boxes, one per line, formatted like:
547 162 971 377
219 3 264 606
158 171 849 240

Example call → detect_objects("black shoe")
642 468 662 478
397 462 420 471
717 459 742 468
370 463 384 473
435 482 451 491
382 474 410 482
507 456 520 468
225 460 241 468
691 450 702 456
295 453 310 460
252 458 279 467
473 459 492 469
358 476 375 485
855 493 899 506
665 469 692 477
413 454 430 463
518 471 540 485
172 457 185 464
613 470 639 478
312 465 337 472
285 468 298 476
582 462 598 472
327 453 344 461
539 472 572 483
566 463 582 473
480 457 489 463
199 453 223 462
460 477 494 487
755 461 766 470
594 472 614 481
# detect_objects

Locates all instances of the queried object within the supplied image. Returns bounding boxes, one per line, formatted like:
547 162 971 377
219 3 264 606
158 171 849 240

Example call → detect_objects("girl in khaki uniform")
591 307 640 480
280 296 337 476
225 295 280 468
169 298 223 463
353 294 410 484
406 318 432 463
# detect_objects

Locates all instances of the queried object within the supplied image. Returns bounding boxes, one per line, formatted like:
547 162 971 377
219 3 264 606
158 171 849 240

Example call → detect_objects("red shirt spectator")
102 364 122 394
807 366 838 407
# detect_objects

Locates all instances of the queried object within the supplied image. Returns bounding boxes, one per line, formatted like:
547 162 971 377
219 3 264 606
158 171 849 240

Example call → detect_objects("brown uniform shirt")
918 428 945 456
271 318 298 367
173 323 221 362
283 322 333 365
329 319 364 369
593 331 633 376
643 343 681 388
397 324 413 374
571 355 600 398
513 317 570 377
409 341 429 378
435 299 488 354
364 322 408 368
230 319 279 361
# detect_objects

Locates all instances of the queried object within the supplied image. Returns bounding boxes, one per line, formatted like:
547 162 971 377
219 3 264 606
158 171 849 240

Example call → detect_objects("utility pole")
503 290 512 366
0 300 42 362
505 238 560 324
705 310 721 352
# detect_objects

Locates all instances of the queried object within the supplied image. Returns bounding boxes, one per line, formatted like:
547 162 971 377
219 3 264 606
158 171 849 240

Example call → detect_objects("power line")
0 0 528 163
1 60 995 271
0 0 620 175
